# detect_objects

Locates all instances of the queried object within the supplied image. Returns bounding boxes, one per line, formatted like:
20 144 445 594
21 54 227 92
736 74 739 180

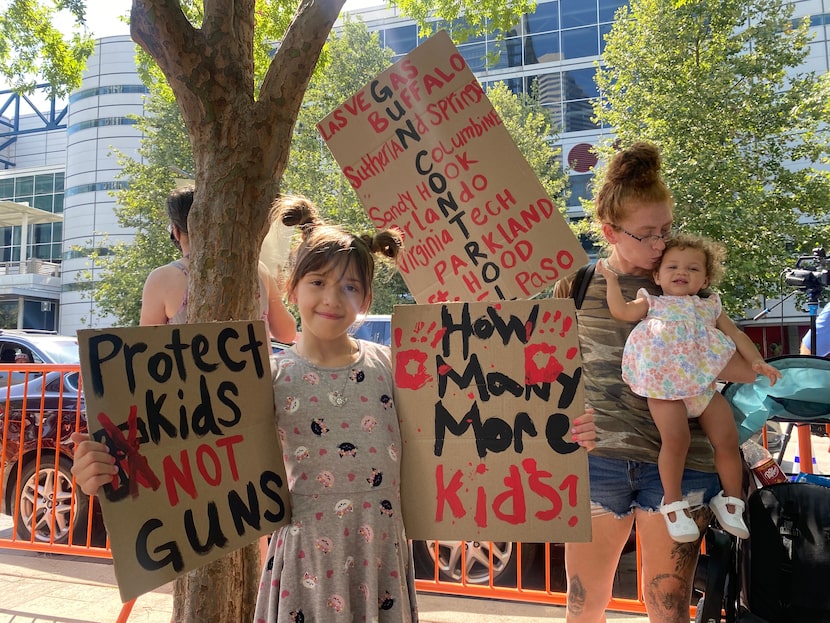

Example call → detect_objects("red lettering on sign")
435 464 465 521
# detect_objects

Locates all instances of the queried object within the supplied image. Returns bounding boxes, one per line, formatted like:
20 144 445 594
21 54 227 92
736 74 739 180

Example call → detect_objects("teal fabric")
722 355 830 444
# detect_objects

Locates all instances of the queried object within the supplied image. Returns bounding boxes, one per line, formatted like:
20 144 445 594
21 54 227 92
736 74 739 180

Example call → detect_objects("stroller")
694 355 830 623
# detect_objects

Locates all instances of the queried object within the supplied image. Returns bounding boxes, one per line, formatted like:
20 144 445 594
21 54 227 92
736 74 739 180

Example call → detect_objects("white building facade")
0 2 827 351
0 36 146 335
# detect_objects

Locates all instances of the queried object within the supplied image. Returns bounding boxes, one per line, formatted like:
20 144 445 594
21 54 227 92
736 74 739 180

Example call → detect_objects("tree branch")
130 0 208 123
256 0 346 167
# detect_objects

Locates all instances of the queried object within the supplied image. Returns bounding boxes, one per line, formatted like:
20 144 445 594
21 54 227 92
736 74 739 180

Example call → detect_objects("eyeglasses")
615 226 674 246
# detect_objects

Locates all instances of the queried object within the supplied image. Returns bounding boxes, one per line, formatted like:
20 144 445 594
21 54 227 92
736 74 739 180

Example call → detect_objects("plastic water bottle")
741 439 788 486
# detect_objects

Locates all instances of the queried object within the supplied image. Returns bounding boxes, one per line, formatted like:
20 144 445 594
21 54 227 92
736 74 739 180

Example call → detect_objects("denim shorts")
588 455 720 517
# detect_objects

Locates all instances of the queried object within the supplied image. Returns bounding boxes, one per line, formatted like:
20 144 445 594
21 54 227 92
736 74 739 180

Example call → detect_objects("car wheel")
16 455 75 544
412 540 538 585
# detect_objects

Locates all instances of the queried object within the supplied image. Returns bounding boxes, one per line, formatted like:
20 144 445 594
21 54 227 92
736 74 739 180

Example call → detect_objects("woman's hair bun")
608 141 661 186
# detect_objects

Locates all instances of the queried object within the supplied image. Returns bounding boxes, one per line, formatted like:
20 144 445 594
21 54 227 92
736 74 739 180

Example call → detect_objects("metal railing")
13 363 816 618
0 363 109 557
0 259 61 277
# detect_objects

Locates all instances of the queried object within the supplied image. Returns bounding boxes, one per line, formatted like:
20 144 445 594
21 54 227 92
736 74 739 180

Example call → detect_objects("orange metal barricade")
412 538 649 615
1 362 820 621
0 363 110 556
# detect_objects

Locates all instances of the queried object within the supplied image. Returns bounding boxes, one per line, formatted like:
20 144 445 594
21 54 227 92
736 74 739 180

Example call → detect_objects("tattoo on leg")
671 540 700 575
646 573 690 623
568 574 586 617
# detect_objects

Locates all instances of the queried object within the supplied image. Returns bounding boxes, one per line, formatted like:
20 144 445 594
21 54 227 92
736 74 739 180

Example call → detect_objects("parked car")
0 368 93 544
411 533 637 589
0 331 80 387
412 539 544 586
352 314 392 346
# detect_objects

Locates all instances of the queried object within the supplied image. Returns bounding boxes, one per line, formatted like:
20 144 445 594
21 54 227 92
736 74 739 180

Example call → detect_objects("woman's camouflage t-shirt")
554 267 716 473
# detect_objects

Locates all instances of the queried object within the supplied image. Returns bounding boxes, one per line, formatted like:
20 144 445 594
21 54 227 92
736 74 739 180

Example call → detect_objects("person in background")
800 300 830 357
139 185 297 343
553 142 758 623
598 234 780 543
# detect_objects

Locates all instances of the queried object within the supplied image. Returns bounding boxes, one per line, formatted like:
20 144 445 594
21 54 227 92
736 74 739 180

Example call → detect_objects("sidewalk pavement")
0 547 647 623
2 434 825 622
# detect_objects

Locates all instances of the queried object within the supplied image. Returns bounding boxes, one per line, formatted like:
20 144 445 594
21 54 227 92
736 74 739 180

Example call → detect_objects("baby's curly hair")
662 233 726 286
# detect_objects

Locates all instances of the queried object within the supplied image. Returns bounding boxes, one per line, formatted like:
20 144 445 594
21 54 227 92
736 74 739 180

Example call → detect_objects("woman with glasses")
553 142 759 622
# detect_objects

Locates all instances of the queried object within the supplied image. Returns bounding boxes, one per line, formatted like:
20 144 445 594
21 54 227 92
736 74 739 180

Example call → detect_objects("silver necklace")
297 342 358 408
327 376 350 407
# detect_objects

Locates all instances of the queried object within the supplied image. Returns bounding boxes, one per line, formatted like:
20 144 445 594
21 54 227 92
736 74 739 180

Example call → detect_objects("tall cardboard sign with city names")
318 29 588 304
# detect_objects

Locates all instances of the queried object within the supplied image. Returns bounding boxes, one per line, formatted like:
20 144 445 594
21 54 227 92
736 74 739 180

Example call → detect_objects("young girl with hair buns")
253 195 418 622
71 193 597 622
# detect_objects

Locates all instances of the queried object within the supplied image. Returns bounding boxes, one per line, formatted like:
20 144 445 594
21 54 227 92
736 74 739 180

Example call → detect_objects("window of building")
384 24 418 57
0 178 13 198
561 0 598 28
35 174 55 195
524 30 561 63
69 84 149 103
0 171 64 264
486 35 525 69
565 68 599 99
458 41 488 71
562 26 599 59
526 1 559 34
567 173 593 206
485 76 527 97
565 100 598 132
14 176 34 204
0 301 17 329
544 101 565 131
599 0 628 23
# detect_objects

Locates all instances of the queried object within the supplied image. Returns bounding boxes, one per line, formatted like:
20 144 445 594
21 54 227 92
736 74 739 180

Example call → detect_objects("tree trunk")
173 542 262 622
129 0 345 619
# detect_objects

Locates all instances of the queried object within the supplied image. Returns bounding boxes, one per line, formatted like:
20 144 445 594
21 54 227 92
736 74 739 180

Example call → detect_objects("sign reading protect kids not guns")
393 299 591 542
77 321 289 602
319 30 587 304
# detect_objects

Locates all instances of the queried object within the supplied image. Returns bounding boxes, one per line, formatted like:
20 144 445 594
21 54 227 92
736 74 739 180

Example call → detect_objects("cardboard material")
319 30 587 304
393 300 591 542
77 321 289 602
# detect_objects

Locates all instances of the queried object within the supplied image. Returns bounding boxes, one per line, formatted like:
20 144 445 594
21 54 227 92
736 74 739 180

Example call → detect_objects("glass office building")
346 0 830 220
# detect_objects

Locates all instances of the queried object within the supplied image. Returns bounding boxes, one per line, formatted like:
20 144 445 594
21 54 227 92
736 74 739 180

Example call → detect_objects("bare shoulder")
144 262 185 289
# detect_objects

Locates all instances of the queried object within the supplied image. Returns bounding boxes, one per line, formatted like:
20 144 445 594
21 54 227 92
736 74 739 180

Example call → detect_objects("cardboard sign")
393 299 590 542
319 30 587 305
77 321 290 602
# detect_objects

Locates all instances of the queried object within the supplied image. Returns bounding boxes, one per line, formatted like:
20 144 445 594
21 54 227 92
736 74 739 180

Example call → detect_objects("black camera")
784 246 828 296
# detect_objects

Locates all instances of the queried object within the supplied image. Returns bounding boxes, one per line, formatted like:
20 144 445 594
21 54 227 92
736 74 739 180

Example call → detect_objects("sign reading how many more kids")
393 300 591 542
318 30 587 304
78 321 290 602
